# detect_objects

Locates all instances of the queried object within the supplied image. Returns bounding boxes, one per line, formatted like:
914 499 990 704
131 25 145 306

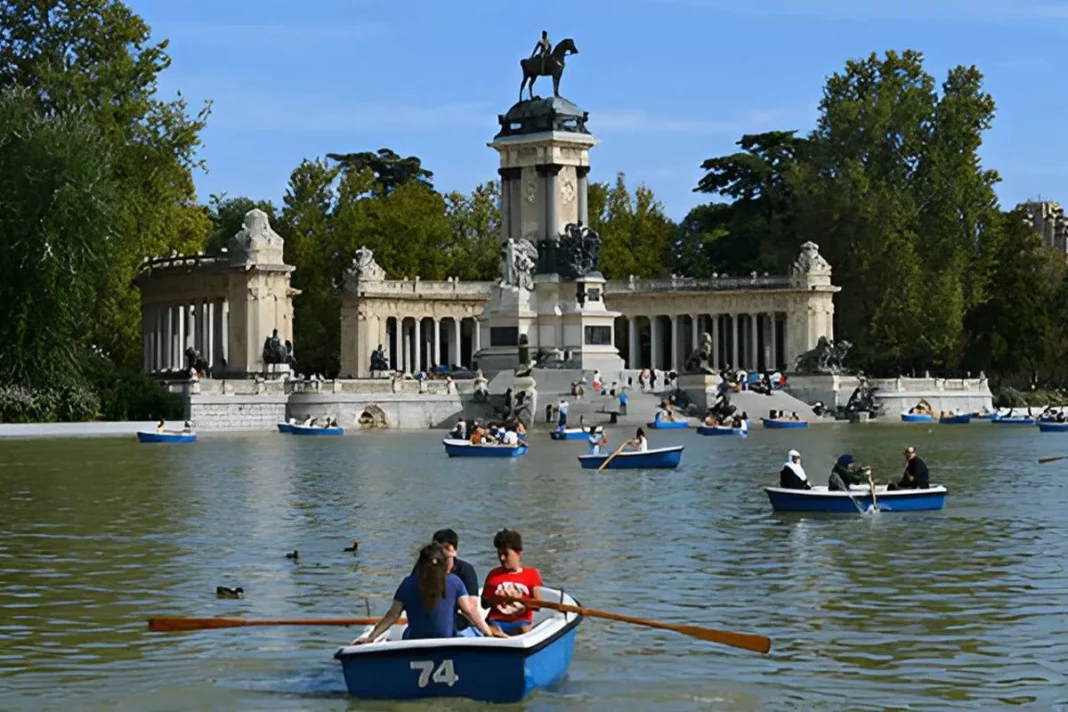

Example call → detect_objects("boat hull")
1038 421 1068 432
578 446 683 469
695 425 747 436
335 588 581 703
647 419 689 430
276 422 294 433
290 424 344 436
765 485 947 513
550 427 600 441
443 439 527 457
992 417 1036 426
901 413 935 423
761 418 808 429
938 414 972 425
136 431 196 443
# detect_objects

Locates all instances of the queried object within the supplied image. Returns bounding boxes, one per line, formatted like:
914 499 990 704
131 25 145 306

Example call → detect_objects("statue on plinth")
793 336 851 375
537 223 601 279
499 237 539 290
369 344 389 373
262 329 296 371
472 369 490 403
519 33 579 101
684 332 716 375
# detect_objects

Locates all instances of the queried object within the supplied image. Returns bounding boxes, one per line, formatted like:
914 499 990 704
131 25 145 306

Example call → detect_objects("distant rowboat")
443 439 527 458
695 424 748 436
938 414 971 425
136 430 196 444
765 484 948 513
578 445 683 470
290 424 344 436
647 417 689 430
901 413 935 423
1038 421 1068 433
761 418 808 430
991 416 1036 426
550 426 602 441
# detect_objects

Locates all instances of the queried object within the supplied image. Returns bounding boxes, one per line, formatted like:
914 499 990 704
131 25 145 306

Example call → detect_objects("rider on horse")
530 30 551 74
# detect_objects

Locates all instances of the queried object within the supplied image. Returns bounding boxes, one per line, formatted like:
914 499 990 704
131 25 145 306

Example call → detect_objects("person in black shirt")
413 528 480 635
779 449 811 489
889 446 930 490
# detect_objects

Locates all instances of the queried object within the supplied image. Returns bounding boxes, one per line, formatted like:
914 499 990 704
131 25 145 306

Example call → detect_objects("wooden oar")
1038 455 1068 464
597 441 629 472
867 470 879 512
496 597 770 654
147 616 406 632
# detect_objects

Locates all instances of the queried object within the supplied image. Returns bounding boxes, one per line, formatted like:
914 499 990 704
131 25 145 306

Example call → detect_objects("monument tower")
476 32 624 374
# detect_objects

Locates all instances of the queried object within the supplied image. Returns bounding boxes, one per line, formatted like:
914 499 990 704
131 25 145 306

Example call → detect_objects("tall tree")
326 148 433 196
445 181 501 280
593 173 675 279
0 0 211 370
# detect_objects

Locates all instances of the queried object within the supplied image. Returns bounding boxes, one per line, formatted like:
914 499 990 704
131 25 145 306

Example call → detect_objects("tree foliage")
592 172 675 279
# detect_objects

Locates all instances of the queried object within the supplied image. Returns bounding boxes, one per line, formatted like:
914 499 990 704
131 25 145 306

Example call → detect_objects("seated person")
482 529 543 636
779 449 810 489
156 419 165 432
889 446 929 490
828 453 869 491
501 427 520 446
353 543 502 644
469 425 486 444
629 427 649 452
588 426 607 455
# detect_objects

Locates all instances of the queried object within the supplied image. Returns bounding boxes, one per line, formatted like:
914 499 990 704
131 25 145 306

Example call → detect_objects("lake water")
2 423 1068 711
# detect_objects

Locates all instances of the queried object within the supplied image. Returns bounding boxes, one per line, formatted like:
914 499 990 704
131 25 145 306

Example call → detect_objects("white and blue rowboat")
550 426 602 441
1038 421 1068 433
578 445 683 470
276 422 295 433
972 412 997 420
647 417 689 430
761 418 808 430
991 416 1036 426
938 414 971 425
290 423 345 436
443 439 528 458
765 484 948 513
901 413 935 423
136 430 196 444
334 586 581 703
695 424 748 436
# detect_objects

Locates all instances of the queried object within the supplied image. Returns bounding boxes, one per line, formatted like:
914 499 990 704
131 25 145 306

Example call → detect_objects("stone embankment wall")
786 375 993 415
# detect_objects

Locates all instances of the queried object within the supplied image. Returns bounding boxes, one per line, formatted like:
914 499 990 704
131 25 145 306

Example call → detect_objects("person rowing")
779 449 810 489
828 453 869 491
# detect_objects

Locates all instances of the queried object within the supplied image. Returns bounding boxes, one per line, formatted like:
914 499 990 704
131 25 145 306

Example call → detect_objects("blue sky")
131 0 1068 220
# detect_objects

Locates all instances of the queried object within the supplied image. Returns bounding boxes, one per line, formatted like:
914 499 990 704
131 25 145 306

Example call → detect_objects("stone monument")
475 33 624 375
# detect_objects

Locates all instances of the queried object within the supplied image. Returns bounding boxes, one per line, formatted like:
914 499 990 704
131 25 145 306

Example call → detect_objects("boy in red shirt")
481 528 542 635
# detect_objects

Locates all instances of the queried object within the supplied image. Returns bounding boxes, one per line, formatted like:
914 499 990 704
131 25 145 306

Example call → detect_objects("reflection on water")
2 425 1068 710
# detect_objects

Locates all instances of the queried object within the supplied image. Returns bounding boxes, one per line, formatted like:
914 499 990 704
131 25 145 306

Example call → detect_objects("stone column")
509 168 523 240
710 314 719 369
221 299 230 371
670 315 679 371
413 318 422 373
750 314 759 371
498 168 512 239
731 314 739 368
649 316 660 370
205 301 214 371
576 166 590 226
541 165 561 238
432 318 441 367
473 319 481 355
627 317 638 369
691 315 700 360
452 318 462 367
164 305 174 372
142 307 151 373
765 311 775 371
176 304 186 371
186 304 197 357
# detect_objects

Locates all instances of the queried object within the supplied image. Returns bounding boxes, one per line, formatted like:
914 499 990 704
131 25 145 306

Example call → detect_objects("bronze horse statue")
519 38 578 101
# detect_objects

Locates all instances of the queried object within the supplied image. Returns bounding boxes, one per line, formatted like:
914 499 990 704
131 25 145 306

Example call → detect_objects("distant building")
1019 200 1068 255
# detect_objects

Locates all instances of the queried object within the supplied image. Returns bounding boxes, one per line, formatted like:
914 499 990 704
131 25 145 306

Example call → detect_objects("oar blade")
1038 455 1067 464
148 617 248 632
677 624 772 653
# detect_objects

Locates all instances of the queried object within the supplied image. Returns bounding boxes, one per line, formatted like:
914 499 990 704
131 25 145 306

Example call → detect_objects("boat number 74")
410 659 459 688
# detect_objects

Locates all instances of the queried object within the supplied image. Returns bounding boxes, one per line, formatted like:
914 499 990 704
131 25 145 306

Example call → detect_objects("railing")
605 275 795 294
352 279 494 299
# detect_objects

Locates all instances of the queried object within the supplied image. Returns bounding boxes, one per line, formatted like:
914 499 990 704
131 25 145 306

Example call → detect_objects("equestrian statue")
519 31 579 101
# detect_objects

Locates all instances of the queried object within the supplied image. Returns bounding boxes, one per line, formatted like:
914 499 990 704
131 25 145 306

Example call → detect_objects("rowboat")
550 426 602 441
578 445 683 470
901 413 935 423
695 424 748 436
334 586 581 703
972 412 997 420
938 413 971 425
765 484 948 513
276 422 295 433
1038 421 1068 433
647 417 689 430
991 416 1036 426
443 439 528 458
761 418 808 429
136 430 196 443
290 423 345 436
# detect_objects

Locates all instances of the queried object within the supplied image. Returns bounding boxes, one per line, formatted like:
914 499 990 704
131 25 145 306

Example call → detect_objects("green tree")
0 0 211 371
0 88 118 388
205 194 278 253
593 173 675 279
445 181 501 280
326 148 433 195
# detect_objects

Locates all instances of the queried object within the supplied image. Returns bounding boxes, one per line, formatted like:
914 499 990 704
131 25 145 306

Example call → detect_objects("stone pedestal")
678 373 723 412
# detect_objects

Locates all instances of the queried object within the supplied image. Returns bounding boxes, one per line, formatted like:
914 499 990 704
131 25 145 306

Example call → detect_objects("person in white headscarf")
779 449 810 490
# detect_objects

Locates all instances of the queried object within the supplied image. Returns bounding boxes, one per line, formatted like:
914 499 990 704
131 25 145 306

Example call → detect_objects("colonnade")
615 311 786 373
142 299 229 374
382 316 482 374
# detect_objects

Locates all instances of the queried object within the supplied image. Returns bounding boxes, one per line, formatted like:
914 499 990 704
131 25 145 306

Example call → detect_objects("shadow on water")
2 424 1068 710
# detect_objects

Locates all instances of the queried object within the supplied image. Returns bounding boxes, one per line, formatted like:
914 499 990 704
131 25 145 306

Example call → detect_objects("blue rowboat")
696 424 748 436
578 445 683 470
761 418 808 430
901 413 935 423
973 412 996 420
443 439 527 458
550 426 601 441
276 422 295 433
136 430 196 444
335 586 581 703
765 484 947 513
938 414 971 425
647 418 689 430
1038 421 1068 433
992 417 1036 426
290 423 345 436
